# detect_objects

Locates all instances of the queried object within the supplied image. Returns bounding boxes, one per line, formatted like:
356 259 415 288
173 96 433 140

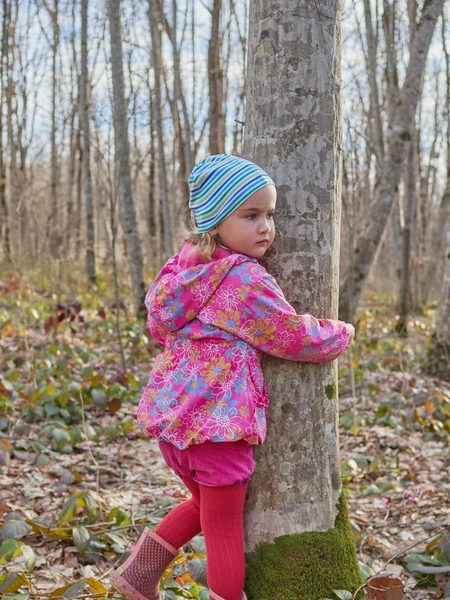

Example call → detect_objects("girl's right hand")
345 323 355 344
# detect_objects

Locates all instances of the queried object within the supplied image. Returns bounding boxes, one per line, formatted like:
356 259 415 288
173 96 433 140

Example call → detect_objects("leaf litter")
1 274 449 599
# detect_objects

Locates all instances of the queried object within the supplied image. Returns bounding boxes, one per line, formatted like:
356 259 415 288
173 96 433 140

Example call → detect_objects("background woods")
1 1 450 599
0 0 449 333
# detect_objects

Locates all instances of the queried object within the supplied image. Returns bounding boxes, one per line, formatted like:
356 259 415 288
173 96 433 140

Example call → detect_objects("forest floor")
0 266 449 600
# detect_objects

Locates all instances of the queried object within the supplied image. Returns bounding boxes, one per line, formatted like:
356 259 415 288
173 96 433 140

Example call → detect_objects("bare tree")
208 0 225 155
43 0 61 258
426 231 450 380
107 0 146 315
80 0 96 283
0 0 11 261
148 0 173 258
339 0 444 322
422 4 450 302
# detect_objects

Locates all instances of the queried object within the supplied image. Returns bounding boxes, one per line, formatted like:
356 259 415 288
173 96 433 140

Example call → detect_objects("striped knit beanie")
188 154 274 233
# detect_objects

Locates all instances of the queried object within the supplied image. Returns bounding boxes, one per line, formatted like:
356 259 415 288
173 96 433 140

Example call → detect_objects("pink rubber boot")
210 592 247 600
110 528 178 600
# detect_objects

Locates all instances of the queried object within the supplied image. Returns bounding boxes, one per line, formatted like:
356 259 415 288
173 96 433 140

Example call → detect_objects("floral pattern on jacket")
136 242 351 449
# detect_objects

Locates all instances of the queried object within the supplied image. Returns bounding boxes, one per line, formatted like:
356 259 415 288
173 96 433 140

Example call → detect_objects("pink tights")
155 479 247 600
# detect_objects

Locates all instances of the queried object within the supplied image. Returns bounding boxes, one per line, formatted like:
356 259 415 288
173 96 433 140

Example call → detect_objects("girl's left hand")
345 323 355 344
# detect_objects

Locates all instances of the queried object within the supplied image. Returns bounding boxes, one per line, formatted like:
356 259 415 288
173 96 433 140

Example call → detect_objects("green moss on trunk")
245 494 360 600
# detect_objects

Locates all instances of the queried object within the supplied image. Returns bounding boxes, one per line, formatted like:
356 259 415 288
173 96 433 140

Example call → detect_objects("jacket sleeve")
145 283 168 347
199 262 352 362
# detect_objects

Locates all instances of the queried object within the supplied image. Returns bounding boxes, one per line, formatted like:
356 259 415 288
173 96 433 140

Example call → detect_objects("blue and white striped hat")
188 154 274 233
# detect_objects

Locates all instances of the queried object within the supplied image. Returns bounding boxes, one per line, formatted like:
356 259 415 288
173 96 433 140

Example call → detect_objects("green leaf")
36 454 50 466
159 591 178 600
0 515 32 541
49 466 75 485
107 507 130 527
83 491 100 523
0 573 27 594
0 539 23 563
188 557 208 587
91 389 108 408
359 561 375 583
188 535 206 555
85 577 107 598
20 545 36 573
333 590 353 600
58 495 82 526
72 526 90 554
52 428 71 449
105 532 127 553
85 424 98 441
50 581 86 598
378 481 394 492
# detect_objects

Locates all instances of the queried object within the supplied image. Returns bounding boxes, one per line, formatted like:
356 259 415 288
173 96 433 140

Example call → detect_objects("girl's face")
209 185 277 259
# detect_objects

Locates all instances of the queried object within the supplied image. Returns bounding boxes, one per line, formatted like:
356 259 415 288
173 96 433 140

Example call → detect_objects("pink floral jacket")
136 242 351 449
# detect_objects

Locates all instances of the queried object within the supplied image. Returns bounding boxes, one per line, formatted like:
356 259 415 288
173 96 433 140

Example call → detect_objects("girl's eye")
246 214 257 220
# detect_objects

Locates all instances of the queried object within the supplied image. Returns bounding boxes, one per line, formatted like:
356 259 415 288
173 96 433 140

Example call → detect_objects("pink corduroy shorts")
158 439 256 488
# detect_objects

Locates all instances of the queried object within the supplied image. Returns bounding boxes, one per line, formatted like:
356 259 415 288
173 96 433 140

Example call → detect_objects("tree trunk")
148 0 173 259
158 0 193 174
243 1 359 598
426 231 450 380
208 0 225 155
339 0 444 322
363 0 384 163
80 0 96 283
396 127 418 335
0 0 11 262
422 3 450 303
48 0 60 258
107 0 146 316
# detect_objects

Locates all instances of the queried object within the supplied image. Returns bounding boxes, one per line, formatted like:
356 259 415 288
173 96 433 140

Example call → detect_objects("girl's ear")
209 227 218 236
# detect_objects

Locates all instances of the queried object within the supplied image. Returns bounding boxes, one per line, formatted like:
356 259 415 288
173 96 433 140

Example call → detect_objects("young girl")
111 154 355 600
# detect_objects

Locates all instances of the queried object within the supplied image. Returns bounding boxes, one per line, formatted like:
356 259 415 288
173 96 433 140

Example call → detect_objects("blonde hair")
178 211 218 262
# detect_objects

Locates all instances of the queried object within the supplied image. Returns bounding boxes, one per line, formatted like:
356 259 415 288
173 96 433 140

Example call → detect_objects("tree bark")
148 0 173 259
48 0 60 258
107 0 146 316
339 0 444 322
208 0 225 155
243 1 359 597
426 231 450 380
363 0 384 164
422 3 450 303
0 0 11 262
396 128 418 335
81 0 96 283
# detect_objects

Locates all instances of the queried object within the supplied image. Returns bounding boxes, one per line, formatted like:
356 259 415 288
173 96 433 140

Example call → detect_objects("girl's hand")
345 323 355 344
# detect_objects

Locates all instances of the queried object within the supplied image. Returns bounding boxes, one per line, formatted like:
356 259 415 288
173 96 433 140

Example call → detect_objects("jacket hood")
147 242 254 334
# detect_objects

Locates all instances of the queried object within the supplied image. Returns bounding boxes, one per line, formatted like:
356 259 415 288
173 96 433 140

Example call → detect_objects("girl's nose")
259 220 271 233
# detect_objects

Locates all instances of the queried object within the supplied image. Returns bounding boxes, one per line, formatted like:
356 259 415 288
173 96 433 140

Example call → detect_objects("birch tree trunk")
81 0 96 283
339 0 444 322
243 1 359 597
107 0 146 316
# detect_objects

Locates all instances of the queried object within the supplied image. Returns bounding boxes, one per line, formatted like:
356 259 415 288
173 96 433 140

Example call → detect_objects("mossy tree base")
245 495 360 600
425 334 450 382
